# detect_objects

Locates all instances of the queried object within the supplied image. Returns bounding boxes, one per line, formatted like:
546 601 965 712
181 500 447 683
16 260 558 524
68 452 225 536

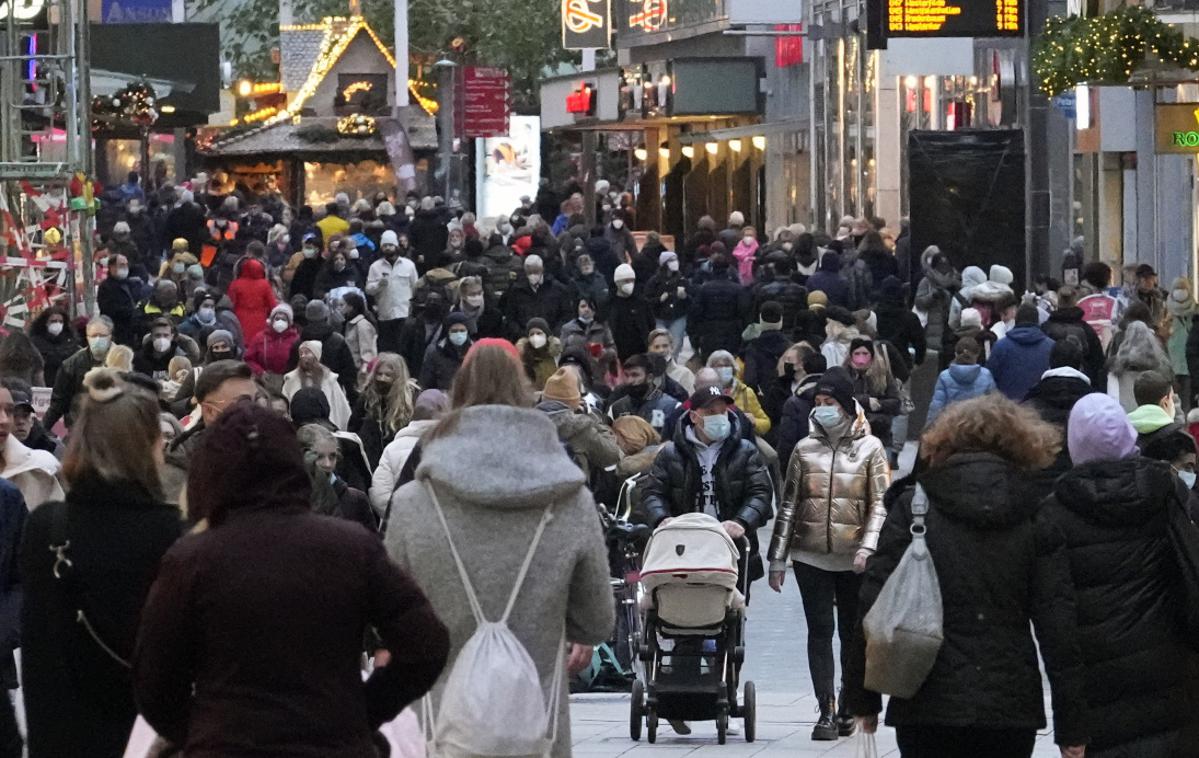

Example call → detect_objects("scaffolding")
0 0 94 318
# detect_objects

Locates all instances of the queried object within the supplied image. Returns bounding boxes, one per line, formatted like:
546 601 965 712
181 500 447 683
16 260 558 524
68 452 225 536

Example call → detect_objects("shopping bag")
123 716 175 758
855 730 879 758
379 707 425 758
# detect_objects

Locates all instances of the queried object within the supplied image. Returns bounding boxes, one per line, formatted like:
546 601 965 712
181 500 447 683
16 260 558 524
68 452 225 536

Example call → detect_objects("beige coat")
768 406 889 562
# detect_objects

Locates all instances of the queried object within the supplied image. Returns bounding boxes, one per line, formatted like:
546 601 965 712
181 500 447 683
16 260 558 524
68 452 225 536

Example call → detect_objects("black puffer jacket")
1042 307 1106 387
845 453 1089 747
741 330 790 396
639 414 773 581
1038 459 1196 751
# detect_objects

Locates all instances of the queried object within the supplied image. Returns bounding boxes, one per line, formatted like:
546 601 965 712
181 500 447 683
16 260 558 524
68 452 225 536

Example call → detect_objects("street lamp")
433 59 457 201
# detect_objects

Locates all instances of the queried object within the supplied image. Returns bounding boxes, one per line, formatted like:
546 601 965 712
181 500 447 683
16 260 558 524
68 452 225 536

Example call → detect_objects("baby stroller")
629 513 756 744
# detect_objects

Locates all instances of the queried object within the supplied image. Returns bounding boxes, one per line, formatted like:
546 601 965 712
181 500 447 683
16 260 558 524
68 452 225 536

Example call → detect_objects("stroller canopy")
640 513 741 595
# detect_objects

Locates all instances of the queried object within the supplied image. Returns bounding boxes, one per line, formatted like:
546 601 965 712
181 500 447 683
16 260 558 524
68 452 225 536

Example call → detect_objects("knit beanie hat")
290 387 332 426
526 317 550 336
849 337 875 356
305 299 330 324
989 264 1015 285
813 367 856 414
807 290 828 308
960 307 983 329
299 340 324 361
759 301 783 326
658 251 678 267
612 414 659 455
269 303 294 323
380 230 399 247
1068 393 1139 465
171 238 189 253
206 329 234 349
614 263 636 282
543 367 582 409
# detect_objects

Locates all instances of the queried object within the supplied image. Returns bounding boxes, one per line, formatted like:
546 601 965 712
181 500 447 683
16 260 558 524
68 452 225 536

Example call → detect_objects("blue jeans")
656 317 687 360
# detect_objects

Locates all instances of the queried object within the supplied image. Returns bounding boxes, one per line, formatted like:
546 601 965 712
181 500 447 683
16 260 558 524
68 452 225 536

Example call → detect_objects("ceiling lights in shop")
752 135 765 150
729 138 742 152
681 145 694 158
704 142 718 155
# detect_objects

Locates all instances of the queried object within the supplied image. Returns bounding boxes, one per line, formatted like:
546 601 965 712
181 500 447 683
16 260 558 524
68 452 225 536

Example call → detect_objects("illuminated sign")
335 73 388 114
1155 103 1199 154
0 0 43 21
886 0 1022 37
565 83 596 115
628 0 667 30
341 80 374 100
562 0 611 49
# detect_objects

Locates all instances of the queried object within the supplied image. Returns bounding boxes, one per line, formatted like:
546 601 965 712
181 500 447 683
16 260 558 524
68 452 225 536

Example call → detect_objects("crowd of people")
0 171 1194 758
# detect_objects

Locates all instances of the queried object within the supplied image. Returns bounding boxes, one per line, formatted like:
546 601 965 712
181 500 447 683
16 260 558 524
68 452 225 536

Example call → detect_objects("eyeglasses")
202 393 255 410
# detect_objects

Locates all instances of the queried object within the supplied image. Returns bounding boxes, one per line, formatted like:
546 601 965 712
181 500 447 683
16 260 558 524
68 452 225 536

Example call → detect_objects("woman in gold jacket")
766 366 890 742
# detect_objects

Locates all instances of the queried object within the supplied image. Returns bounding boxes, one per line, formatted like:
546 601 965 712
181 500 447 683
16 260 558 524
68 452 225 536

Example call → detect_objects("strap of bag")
48 502 132 669
424 481 554 626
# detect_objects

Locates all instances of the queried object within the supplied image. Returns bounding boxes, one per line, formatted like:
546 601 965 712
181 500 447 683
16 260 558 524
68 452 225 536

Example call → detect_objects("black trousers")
377 318 405 354
793 561 860 704
895 726 1036 758
0 691 20 758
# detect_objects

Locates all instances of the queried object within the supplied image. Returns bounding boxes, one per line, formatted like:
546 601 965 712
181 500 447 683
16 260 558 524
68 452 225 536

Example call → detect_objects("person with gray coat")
384 341 615 758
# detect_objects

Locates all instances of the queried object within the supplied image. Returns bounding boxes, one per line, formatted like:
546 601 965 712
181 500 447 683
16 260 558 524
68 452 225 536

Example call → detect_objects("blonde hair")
778 341 815 377
362 353 417 435
104 344 134 371
920 394 1060 470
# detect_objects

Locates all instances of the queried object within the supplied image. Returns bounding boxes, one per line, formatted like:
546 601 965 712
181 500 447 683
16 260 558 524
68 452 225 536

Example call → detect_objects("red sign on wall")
455 66 511 138
565 83 595 115
774 24 803 68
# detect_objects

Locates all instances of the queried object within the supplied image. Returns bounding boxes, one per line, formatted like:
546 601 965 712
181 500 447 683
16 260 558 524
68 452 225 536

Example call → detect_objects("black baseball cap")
689 385 731 410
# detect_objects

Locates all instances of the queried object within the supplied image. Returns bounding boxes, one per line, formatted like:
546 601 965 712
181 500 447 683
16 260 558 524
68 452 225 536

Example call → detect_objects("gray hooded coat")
385 405 615 756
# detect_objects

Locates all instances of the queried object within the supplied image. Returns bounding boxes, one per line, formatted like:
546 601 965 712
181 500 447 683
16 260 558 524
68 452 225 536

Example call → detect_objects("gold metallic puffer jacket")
768 409 890 561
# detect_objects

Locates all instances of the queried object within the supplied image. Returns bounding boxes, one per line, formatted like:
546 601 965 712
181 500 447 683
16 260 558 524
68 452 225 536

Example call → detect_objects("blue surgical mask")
449 331 468 347
701 413 731 442
812 405 844 429
1178 469 1197 490
716 366 735 386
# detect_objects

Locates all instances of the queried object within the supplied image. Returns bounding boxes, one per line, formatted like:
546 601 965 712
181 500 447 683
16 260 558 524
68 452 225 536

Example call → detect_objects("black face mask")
782 363 797 379
211 349 232 361
648 354 668 377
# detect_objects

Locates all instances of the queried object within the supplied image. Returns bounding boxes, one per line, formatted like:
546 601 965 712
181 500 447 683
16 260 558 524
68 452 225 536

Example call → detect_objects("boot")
836 691 856 737
811 697 838 741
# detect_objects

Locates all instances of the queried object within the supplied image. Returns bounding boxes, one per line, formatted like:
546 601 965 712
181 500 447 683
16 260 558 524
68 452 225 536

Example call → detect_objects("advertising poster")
476 115 541 221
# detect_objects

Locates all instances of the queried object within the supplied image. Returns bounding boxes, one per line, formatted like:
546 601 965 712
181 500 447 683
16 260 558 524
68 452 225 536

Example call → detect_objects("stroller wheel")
716 709 728 745
743 681 757 743
629 680 644 741
646 708 658 744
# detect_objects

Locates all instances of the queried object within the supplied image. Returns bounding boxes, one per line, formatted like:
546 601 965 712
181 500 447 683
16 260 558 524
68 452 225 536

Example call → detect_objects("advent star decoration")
1033 6 1199 97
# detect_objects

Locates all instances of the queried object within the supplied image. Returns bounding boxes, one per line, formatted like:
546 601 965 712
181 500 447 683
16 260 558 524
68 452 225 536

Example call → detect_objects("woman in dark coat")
28 306 80 387
296 423 377 532
20 369 183 758
1039 392 1199 757
845 394 1089 758
419 312 472 391
133 403 449 757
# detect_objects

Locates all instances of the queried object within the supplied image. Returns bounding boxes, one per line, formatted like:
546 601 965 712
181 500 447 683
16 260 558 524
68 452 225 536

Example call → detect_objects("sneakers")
811 699 838 741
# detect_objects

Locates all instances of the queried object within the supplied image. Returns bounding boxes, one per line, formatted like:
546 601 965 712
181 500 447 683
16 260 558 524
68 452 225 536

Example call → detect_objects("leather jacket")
768 405 889 561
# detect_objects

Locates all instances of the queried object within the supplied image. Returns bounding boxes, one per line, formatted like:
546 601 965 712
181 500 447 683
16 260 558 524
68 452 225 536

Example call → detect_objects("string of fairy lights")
1033 6 1199 98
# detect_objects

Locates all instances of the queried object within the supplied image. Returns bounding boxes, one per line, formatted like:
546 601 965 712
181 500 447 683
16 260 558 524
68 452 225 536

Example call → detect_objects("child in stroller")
630 513 757 744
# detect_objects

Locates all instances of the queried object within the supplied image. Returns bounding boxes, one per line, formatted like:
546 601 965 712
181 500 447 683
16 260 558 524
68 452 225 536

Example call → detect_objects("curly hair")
919 394 1061 471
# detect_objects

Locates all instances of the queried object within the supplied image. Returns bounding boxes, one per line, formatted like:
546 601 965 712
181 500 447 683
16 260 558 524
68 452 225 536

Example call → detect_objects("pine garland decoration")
1033 6 1199 98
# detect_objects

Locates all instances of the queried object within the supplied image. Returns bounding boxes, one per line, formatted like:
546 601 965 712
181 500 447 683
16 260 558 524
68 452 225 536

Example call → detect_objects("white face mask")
1180 469 1198 489
528 273 543 287
618 281 635 296
529 333 547 349
612 219 624 230
465 294 485 308
272 318 289 333
152 336 172 353
666 260 679 272
47 322 64 337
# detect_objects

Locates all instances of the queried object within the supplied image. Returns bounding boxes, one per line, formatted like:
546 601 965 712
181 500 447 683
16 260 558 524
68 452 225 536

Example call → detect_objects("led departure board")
886 0 1022 37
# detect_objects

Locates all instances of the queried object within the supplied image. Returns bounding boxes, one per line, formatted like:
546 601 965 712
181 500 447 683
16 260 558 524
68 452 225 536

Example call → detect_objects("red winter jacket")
245 325 298 375
227 258 277 341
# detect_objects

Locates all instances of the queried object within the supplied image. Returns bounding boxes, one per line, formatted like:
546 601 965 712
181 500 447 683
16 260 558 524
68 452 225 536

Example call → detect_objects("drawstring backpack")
422 482 565 758
861 484 944 699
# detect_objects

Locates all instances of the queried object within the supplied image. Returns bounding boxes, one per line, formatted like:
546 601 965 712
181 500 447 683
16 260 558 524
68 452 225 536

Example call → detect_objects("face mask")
1179 469 1198 489
197 306 216 323
348 249 360 260
666 260 679 272
465 294 485 308
717 366 734 385
612 219 624 230
153 336 172 353
529 333 547 349
172 262 186 274
334 261 346 272
129 205 142 215
114 267 129 280
812 405 843 429
449 331 468 347
578 313 593 324
303 247 317 259
743 235 755 244
211 349 232 360
701 413 731 442
852 354 872 369
618 281 635 296
580 264 595 275
528 274 543 287
376 376 394 388
783 242 794 252
87 335 111 359
272 318 289 333
47 322 63 337
782 363 797 379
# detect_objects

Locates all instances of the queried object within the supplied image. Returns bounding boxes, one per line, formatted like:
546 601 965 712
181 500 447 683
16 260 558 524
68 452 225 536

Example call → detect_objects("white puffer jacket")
368 419 440 515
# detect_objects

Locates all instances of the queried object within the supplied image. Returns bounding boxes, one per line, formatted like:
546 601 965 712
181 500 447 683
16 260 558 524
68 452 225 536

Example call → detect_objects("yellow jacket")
731 379 771 435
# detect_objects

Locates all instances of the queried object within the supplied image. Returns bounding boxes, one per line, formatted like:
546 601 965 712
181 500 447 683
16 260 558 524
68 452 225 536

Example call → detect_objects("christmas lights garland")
336 113 377 137
1033 6 1199 97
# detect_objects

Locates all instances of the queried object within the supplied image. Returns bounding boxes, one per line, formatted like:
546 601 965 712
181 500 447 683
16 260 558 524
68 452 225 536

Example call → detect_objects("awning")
91 69 195 98
677 118 809 143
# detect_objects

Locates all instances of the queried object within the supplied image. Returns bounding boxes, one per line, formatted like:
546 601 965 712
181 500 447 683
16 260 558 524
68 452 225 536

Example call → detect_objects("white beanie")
989 265 1014 285
615 263 635 282
960 308 983 329
380 230 399 246
728 210 745 227
113 221 131 234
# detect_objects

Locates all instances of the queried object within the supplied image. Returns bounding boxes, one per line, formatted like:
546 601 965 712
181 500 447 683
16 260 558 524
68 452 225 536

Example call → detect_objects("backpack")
862 484 944 699
422 482 565 758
